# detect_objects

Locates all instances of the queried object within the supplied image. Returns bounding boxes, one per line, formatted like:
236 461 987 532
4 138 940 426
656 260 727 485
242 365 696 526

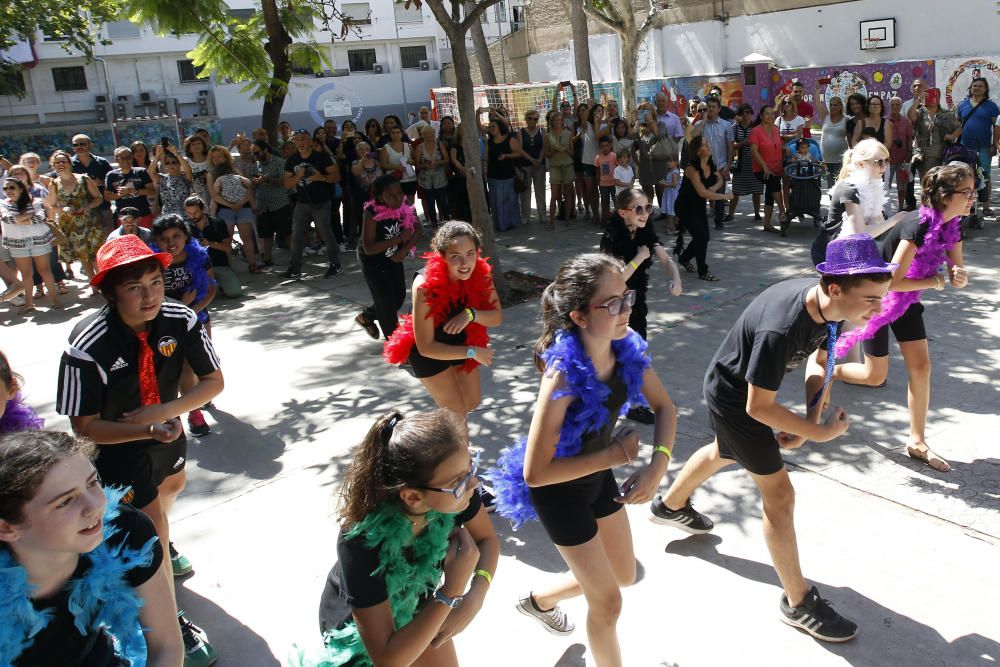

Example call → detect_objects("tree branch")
582 1 624 33
457 0 506 33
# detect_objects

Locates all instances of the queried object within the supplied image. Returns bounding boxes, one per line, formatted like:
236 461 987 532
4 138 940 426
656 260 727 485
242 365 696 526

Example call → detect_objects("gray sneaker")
516 593 574 635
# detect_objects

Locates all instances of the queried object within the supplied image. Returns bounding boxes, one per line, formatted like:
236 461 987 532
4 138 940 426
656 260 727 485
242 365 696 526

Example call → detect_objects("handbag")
513 166 529 193
46 220 68 247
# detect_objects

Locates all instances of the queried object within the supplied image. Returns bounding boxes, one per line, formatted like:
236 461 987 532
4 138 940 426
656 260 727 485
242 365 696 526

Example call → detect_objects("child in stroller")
783 138 826 236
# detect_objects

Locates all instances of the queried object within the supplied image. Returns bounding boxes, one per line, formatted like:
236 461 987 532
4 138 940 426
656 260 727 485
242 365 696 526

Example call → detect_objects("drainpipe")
93 56 113 101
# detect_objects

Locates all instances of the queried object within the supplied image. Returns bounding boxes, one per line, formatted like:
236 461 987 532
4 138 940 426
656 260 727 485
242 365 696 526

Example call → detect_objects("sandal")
681 261 696 273
698 272 720 282
355 313 380 340
17 304 36 315
905 442 951 472
763 226 780 234
33 286 45 299
57 282 69 295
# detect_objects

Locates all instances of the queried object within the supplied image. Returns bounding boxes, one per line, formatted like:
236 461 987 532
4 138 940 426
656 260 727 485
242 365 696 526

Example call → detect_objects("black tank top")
487 136 514 180
578 370 629 456
520 128 544 160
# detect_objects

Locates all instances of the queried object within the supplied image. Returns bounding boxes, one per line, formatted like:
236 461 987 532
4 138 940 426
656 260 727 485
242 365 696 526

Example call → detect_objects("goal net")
430 81 593 130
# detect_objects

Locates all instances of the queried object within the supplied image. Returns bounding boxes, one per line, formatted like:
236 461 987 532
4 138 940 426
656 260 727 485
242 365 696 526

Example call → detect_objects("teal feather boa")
289 504 456 667
0 486 157 666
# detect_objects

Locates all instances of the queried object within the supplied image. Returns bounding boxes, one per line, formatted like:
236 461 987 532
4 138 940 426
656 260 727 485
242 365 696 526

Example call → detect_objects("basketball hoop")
862 37 883 51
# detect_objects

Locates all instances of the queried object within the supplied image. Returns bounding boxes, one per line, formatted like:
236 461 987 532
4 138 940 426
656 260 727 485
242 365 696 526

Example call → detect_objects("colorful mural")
935 56 1000 110
775 60 935 108
0 119 223 164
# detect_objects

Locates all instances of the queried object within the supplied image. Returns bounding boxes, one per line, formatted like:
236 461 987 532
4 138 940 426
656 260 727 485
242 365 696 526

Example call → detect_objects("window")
348 48 377 72
494 0 507 24
394 2 422 23
400 45 428 70
177 60 208 83
42 30 66 42
342 3 372 24
480 10 488 23
52 66 87 92
106 20 141 39
228 8 255 20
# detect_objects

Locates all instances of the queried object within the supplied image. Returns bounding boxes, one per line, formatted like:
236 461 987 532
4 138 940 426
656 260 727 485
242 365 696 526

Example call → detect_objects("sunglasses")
3 185 19 191
593 289 637 317
866 159 888 168
72 142 89 147
416 450 480 499
627 204 655 215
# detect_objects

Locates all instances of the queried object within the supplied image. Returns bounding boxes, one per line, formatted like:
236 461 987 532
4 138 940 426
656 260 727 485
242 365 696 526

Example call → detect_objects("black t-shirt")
360 209 401 266
191 215 231 268
821 181 860 237
163 255 214 302
877 214 929 262
56 302 221 448
72 154 113 211
704 278 838 417
106 168 153 217
285 150 334 204
318 493 483 633
600 216 661 293
13 504 162 667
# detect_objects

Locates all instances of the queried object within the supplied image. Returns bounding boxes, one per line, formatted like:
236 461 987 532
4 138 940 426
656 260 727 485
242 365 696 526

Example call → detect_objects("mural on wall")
0 120 223 162
935 57 1000 110
593 75 742 116
772 60 935 109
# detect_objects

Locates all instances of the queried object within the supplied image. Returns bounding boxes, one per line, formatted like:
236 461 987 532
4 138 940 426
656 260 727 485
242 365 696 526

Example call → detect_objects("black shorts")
757 172 782 206
709 408 784 476
95 437 187 508
862 302 926 357
529 468 623 547
400 181 418 197
409 347 465 379
257 205 292 238
579 164 597 179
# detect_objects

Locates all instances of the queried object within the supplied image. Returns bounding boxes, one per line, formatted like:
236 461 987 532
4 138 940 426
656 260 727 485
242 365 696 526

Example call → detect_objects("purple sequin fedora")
816 234 897 275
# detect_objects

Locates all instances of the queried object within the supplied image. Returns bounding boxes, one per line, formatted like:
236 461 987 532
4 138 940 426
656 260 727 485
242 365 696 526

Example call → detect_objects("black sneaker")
627 405 655 424
648 495 714 534
281 268 302 280
479 485 497 514
324 264 343 279
780 586 858 643
178 611 218 666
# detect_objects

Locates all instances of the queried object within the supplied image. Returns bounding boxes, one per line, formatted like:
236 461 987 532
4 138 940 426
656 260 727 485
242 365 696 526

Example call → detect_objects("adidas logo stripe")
110 357 128 371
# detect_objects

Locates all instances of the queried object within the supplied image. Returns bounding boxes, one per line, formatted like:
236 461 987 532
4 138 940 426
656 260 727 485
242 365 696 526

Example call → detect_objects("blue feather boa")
486 329 650 529
151 238 215 322
0 486 157 666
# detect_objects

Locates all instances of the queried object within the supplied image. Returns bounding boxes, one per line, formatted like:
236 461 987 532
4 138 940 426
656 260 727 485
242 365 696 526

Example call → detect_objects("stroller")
783 138 826 237
941 142 987 229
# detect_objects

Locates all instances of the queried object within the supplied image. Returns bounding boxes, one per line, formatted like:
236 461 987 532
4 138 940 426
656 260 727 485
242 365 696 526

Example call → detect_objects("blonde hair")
836 138 889 182
207 145 235 177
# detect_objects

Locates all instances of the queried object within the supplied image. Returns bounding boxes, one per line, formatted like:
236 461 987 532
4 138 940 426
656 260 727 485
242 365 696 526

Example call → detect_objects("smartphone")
925 89 941 106
161 137 170 148
560 80 572 87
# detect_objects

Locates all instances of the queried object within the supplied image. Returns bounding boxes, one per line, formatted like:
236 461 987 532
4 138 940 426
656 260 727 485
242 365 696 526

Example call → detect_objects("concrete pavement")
3 194 999 666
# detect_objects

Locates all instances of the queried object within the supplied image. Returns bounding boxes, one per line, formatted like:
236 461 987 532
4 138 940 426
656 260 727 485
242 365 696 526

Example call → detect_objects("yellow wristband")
654 445 672 459
629 260 639 270
474 569 493 585
465 307 475 322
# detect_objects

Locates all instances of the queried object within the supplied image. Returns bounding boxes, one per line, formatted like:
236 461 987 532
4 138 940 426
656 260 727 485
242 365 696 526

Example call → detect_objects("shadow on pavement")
664 534 1000 666
553 643 587 666
191 407 286 479
177 585 281 666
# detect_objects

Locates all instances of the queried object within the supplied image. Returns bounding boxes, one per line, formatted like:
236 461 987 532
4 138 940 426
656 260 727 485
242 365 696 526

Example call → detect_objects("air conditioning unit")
373 63 384 74
419 60 430 71
196 89 216 116
96 102 111 123
139 91 153 103
155 99 177 116
114 95 134 120
330 68 350 77
95 94 107 103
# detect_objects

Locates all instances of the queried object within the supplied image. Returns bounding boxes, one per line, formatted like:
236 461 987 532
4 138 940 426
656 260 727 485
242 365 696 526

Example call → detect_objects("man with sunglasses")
70 134 114 235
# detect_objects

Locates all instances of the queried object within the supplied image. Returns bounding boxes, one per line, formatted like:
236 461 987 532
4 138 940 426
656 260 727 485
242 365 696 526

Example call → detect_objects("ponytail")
835 148 854 182
337 409 465 525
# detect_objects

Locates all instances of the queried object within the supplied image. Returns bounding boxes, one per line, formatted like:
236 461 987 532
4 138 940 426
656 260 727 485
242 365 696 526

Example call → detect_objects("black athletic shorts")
529 468 623 547
409 347 465 379
862 302 926 358
95 436 187 508
757 172 782 206
709 408 784 476
257 205 292 239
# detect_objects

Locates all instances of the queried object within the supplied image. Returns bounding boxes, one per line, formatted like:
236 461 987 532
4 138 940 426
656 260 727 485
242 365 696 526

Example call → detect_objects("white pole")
392 11 410 119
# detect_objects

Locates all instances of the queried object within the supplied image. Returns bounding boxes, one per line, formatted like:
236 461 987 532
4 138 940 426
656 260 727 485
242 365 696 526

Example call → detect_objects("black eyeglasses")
72 142 88 147
593 290 637 317
416 451 480 499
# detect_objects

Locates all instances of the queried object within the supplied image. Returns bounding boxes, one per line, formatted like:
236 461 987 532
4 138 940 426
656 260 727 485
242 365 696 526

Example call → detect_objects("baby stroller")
783 138 826 237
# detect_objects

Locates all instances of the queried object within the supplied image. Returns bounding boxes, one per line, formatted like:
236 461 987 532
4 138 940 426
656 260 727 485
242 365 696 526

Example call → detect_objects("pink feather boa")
834 206 962 358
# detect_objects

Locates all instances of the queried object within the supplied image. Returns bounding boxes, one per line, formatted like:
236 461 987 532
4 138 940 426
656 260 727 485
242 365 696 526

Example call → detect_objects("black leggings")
421 186 450 225
678 210 710 277
360 257 406 338
628 288 649 340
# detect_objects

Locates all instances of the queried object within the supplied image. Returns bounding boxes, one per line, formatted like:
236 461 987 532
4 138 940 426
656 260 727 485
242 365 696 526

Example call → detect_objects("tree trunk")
620 34 640 122
568 0 593 90
451 41 508 298
470 20 497 85
260 0 292 142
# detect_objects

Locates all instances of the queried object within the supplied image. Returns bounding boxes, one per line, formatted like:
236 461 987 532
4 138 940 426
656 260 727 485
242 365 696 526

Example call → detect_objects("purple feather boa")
834 206 961 358
486 329 650 529
0 393 44 434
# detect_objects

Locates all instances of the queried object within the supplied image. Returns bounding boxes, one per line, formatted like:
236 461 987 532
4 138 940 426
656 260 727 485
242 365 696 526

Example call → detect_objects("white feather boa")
846 172 889 228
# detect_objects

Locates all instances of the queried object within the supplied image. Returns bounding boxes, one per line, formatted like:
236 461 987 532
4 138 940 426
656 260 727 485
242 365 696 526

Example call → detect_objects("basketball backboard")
859 18 896 50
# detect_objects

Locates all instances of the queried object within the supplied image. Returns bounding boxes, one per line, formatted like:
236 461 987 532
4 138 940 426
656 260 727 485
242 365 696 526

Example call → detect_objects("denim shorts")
217 206 255 227
7 242 53 258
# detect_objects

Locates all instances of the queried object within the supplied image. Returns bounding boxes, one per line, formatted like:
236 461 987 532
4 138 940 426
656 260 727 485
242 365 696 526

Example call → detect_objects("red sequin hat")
91 235 172 287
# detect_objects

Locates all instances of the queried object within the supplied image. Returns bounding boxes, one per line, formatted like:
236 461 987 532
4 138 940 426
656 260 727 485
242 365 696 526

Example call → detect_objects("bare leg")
237 221 258 269
33 253 62 308
663 440 734 510
453 366 482 413
763 204 774 229
412 639 459 667
752 193 762 218
898 339 948 470
749 467 809 607
728 194 739 218
419 367 467 417
12 256 35 310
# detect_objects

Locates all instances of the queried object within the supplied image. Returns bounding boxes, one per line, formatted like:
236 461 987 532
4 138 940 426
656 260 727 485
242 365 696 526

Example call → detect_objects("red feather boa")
383 252 494 372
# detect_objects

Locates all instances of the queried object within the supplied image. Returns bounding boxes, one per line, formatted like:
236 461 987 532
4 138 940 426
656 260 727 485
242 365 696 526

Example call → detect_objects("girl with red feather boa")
384 221 501 416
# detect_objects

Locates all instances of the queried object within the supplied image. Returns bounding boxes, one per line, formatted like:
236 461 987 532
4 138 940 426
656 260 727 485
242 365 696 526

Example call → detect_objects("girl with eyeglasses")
295 409 498 667
490 253 677 667
831 164 972 473
811 139 908 266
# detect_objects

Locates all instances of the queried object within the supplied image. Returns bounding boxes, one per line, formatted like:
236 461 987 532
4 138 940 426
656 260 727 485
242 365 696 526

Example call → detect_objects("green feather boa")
288 504 455 667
